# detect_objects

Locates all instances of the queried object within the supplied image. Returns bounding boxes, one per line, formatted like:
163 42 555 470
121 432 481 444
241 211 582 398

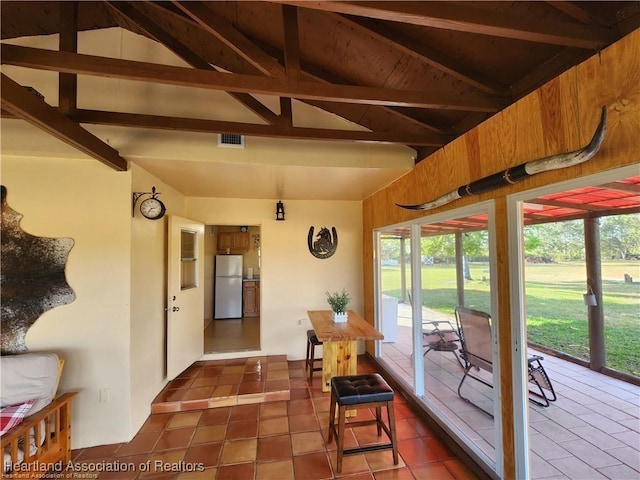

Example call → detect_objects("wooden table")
307 310 384 392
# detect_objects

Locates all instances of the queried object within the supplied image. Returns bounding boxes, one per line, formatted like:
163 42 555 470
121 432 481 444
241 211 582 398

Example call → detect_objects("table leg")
321 340 357 392
322 340 359 418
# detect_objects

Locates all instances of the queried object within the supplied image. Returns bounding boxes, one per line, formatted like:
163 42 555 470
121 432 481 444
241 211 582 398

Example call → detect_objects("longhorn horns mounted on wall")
397 107 607 211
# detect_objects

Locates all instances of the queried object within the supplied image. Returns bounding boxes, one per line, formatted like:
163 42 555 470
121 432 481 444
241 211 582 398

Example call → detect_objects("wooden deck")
379 305 640 479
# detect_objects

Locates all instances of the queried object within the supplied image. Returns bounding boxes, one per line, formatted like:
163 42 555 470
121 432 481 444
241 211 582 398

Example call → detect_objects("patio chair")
422 320 464 369
454 306 557 417
527 355 557 407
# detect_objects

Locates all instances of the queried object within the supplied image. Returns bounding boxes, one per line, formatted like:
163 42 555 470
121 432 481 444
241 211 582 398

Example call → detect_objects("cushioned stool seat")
305 329 323 384
328 373 398 473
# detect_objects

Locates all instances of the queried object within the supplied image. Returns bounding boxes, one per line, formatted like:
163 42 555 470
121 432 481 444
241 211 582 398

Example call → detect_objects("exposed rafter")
527 197 611 212
148 0 450 137
338 14 509 96
282 4 302 82
271 1 612 48
526 206 640 224
172 1 286 79
105 1 281 125
58 2 78 115
70 109 450 146
1 0 635 172
598 182 640 194
1 74 127 171
1 44 502 111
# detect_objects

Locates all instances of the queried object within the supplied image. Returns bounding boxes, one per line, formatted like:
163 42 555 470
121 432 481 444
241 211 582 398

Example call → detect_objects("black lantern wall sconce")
276 200 285 221
132 186 166 220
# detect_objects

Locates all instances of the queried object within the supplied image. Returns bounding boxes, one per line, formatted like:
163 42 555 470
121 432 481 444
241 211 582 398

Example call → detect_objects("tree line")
381 214 640 263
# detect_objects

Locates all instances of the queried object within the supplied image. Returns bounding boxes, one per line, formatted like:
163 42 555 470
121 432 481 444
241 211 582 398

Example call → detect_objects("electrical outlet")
297 319 303 325
99 388 110 403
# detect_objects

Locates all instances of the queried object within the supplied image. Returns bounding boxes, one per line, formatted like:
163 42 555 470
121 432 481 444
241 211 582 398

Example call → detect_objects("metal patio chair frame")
455 306 557 417
422 319 464 369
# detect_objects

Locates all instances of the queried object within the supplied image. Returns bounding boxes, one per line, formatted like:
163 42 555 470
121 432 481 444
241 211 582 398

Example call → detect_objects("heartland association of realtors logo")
6 460 205 478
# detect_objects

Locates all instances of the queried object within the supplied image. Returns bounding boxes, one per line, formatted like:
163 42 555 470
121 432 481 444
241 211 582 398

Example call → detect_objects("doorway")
203 224 261 353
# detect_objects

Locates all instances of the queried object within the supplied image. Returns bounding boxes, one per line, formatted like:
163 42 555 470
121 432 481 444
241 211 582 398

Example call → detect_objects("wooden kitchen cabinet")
243 281 260 317
233 232 250 251
217 232 250 253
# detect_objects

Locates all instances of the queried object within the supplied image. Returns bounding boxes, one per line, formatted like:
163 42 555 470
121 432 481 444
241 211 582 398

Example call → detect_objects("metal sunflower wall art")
0 185 76 353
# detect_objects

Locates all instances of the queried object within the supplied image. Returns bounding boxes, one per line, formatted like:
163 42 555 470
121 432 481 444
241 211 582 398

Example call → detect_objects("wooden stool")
305 329 323 383
328 373 398 473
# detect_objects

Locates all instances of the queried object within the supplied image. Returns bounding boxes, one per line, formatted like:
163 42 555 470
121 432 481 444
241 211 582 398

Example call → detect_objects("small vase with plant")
326 288 350 323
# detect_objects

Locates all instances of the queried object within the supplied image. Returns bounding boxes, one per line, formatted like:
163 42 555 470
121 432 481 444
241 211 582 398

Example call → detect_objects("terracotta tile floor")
71 355 480 479
150 355 291 414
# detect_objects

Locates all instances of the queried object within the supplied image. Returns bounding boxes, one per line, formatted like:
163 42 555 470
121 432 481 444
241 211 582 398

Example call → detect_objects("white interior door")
167 215 204 380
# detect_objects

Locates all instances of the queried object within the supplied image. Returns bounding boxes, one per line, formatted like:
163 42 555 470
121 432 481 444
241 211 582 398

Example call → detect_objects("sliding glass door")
508 164 640 479
374 202 500 474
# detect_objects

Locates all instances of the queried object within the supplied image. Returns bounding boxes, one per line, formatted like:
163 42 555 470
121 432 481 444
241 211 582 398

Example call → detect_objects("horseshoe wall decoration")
398 107 607 211
308 226 338 259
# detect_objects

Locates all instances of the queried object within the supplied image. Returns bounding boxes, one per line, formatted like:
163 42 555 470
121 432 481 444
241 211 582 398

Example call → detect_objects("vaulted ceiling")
1 1 639 200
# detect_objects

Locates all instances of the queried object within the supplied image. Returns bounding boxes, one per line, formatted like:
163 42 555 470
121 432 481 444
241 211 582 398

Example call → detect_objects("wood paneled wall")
362 29 639 479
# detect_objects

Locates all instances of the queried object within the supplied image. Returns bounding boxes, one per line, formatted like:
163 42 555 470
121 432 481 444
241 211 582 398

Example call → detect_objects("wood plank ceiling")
1 1 639 174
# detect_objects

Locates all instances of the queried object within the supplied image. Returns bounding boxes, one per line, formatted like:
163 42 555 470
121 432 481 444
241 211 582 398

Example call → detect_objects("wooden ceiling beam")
1 44 502 111
125 1 459 136
525 205 640 225
545 1 609 27
116 1 448 139
280 4 301 127
282 4 301 83
106 1 212 71
71 109 450 146
137 1 441 136
106 1 280 126
340 14 508 96
0 105 453 147
58 1 77 115
272 1 611 49
597 182 640 194
279 97 292 127
141 1 262 76
1 74 127 171
526 198 610 212
252 37 453 135
172 1 286 79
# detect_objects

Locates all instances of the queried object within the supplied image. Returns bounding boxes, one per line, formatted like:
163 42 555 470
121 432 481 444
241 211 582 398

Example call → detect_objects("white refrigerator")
214 255 243 319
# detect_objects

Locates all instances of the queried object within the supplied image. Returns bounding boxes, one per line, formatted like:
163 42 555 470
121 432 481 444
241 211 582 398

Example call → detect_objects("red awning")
382 175 640 238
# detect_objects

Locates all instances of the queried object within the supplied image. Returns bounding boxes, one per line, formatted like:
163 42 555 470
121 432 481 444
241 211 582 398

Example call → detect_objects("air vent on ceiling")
218 133 245 148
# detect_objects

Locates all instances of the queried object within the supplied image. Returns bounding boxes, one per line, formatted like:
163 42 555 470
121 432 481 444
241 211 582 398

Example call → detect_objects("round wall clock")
139 197 166 220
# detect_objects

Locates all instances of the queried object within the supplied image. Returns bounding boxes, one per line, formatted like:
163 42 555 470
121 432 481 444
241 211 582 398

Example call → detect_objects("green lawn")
380 261 640 377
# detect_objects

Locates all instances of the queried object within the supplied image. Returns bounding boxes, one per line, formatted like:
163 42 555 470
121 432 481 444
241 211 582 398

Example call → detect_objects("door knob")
172 306 180 312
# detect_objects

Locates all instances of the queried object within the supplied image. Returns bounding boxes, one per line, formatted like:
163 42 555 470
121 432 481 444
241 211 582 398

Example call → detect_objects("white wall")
1 155 133 448
129 163 187 436
2 156 196 446
187 197 363 360
1 154 364 449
